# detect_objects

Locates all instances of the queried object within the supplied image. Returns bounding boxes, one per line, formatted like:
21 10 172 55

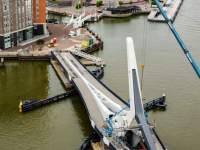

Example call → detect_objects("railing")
73 50 102 63
0 52 18 56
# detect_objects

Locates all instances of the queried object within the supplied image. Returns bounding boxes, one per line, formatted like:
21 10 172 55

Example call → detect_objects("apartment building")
0 0 47 50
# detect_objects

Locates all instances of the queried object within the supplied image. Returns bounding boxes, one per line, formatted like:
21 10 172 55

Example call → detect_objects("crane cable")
141 17 147 98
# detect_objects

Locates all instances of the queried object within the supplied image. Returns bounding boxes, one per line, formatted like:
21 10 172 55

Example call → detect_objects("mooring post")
163 93 166 102
1 58 4 68
19 101 22 112
101 63 104 70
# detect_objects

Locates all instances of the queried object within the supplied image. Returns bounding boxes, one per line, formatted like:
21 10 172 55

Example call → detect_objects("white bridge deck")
52 51 164 150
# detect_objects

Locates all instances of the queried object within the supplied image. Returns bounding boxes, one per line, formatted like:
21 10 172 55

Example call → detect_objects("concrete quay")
148 0 183 22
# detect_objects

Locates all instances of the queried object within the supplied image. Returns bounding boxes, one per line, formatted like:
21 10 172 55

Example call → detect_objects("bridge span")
51 38 166 150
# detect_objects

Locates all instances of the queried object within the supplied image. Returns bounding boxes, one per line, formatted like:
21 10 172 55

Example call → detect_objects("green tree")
143 0 149 2
118 1 124 5
75 3 82 10
36 39 44 45
96 0 103 7
151 1 156 5
128 0 133 5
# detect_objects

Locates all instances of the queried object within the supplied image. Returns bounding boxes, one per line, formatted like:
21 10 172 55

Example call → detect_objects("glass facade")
17 31 23 44
4 34 11 49
27 28 33 40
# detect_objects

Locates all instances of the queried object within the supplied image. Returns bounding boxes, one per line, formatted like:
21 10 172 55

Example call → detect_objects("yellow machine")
47 43 55 48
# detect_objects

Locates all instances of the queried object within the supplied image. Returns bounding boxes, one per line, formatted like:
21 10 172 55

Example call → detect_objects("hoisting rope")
141 17 147 98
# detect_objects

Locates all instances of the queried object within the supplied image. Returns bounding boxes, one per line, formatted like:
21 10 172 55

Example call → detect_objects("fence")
0 52 18 56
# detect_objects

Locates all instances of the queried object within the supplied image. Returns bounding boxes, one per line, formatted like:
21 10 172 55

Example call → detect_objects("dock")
51 60 73 88
19 68 104 112
148 0 183 22
19 89 77 112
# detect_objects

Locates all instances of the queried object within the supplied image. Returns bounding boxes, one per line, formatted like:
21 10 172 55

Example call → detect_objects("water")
1 1 200 149
0 61 92 149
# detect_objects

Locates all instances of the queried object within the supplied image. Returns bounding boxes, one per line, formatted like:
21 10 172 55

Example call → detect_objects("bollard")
1 58 4 68
101 64 104 70
163 93 166 102
19 101 22 112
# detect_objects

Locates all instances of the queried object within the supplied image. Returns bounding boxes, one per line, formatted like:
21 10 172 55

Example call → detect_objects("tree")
128 0 133 5
36 39 44 45
151 1 156 5
75 3 82 10
118 1 124 5
143 0 149 2
96 0 103 8
75 3 82 15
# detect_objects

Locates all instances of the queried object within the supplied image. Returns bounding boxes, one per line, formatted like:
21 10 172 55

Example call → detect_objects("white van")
69 31 76 36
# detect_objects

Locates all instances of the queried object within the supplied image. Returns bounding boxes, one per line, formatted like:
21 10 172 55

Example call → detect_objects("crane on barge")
154 0 200 78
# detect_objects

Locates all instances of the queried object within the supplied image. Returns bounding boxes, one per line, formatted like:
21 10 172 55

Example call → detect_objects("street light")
78 1 80 16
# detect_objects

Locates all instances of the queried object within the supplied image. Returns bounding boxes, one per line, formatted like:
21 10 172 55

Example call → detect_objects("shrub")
36 39 45 45
75 3 82 9
128 0 133 5
151 1 156 5
118 1 124 5
96 0 103 7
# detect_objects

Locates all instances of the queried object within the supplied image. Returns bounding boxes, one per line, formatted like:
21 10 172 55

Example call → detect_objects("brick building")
0 0 47 50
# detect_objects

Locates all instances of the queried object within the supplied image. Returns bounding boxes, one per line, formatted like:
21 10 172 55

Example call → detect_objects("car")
69 31 76 36
97 10 102 13
46 18 59 24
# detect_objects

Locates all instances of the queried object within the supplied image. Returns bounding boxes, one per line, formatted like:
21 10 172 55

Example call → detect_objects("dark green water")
1 0 200 149
0 61 92 149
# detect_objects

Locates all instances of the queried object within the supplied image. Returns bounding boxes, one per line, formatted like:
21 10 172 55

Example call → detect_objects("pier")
148 0 183 22
19 68 104 112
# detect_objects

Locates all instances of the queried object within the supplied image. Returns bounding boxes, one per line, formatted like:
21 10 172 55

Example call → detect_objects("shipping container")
89 38 93 45
82 40 89 46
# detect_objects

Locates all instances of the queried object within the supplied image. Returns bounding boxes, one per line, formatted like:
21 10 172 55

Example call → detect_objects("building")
0 0 47 50
105 6 141 15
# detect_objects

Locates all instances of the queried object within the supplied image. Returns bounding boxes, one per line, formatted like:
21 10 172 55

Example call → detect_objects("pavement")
30 28 100 56
2 23 70 52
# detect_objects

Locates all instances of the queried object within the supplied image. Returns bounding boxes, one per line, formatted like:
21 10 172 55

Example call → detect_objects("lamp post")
33 43 35 54
78 1 80 16
1 58 4 68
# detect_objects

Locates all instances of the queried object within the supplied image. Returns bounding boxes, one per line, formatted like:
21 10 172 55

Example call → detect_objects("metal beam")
154 0 200 78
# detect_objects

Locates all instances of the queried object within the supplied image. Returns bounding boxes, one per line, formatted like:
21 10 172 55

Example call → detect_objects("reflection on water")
0 61 92 150
1 1 200 149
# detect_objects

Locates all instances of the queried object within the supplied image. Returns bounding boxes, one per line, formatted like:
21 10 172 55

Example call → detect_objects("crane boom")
154 0 200 78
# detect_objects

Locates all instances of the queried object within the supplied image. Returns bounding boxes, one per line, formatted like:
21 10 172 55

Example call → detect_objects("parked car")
69 31 76 36
46 18 59 24
97 10 102 13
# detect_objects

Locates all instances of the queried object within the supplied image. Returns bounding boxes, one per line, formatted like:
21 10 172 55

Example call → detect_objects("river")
1 1 200 149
